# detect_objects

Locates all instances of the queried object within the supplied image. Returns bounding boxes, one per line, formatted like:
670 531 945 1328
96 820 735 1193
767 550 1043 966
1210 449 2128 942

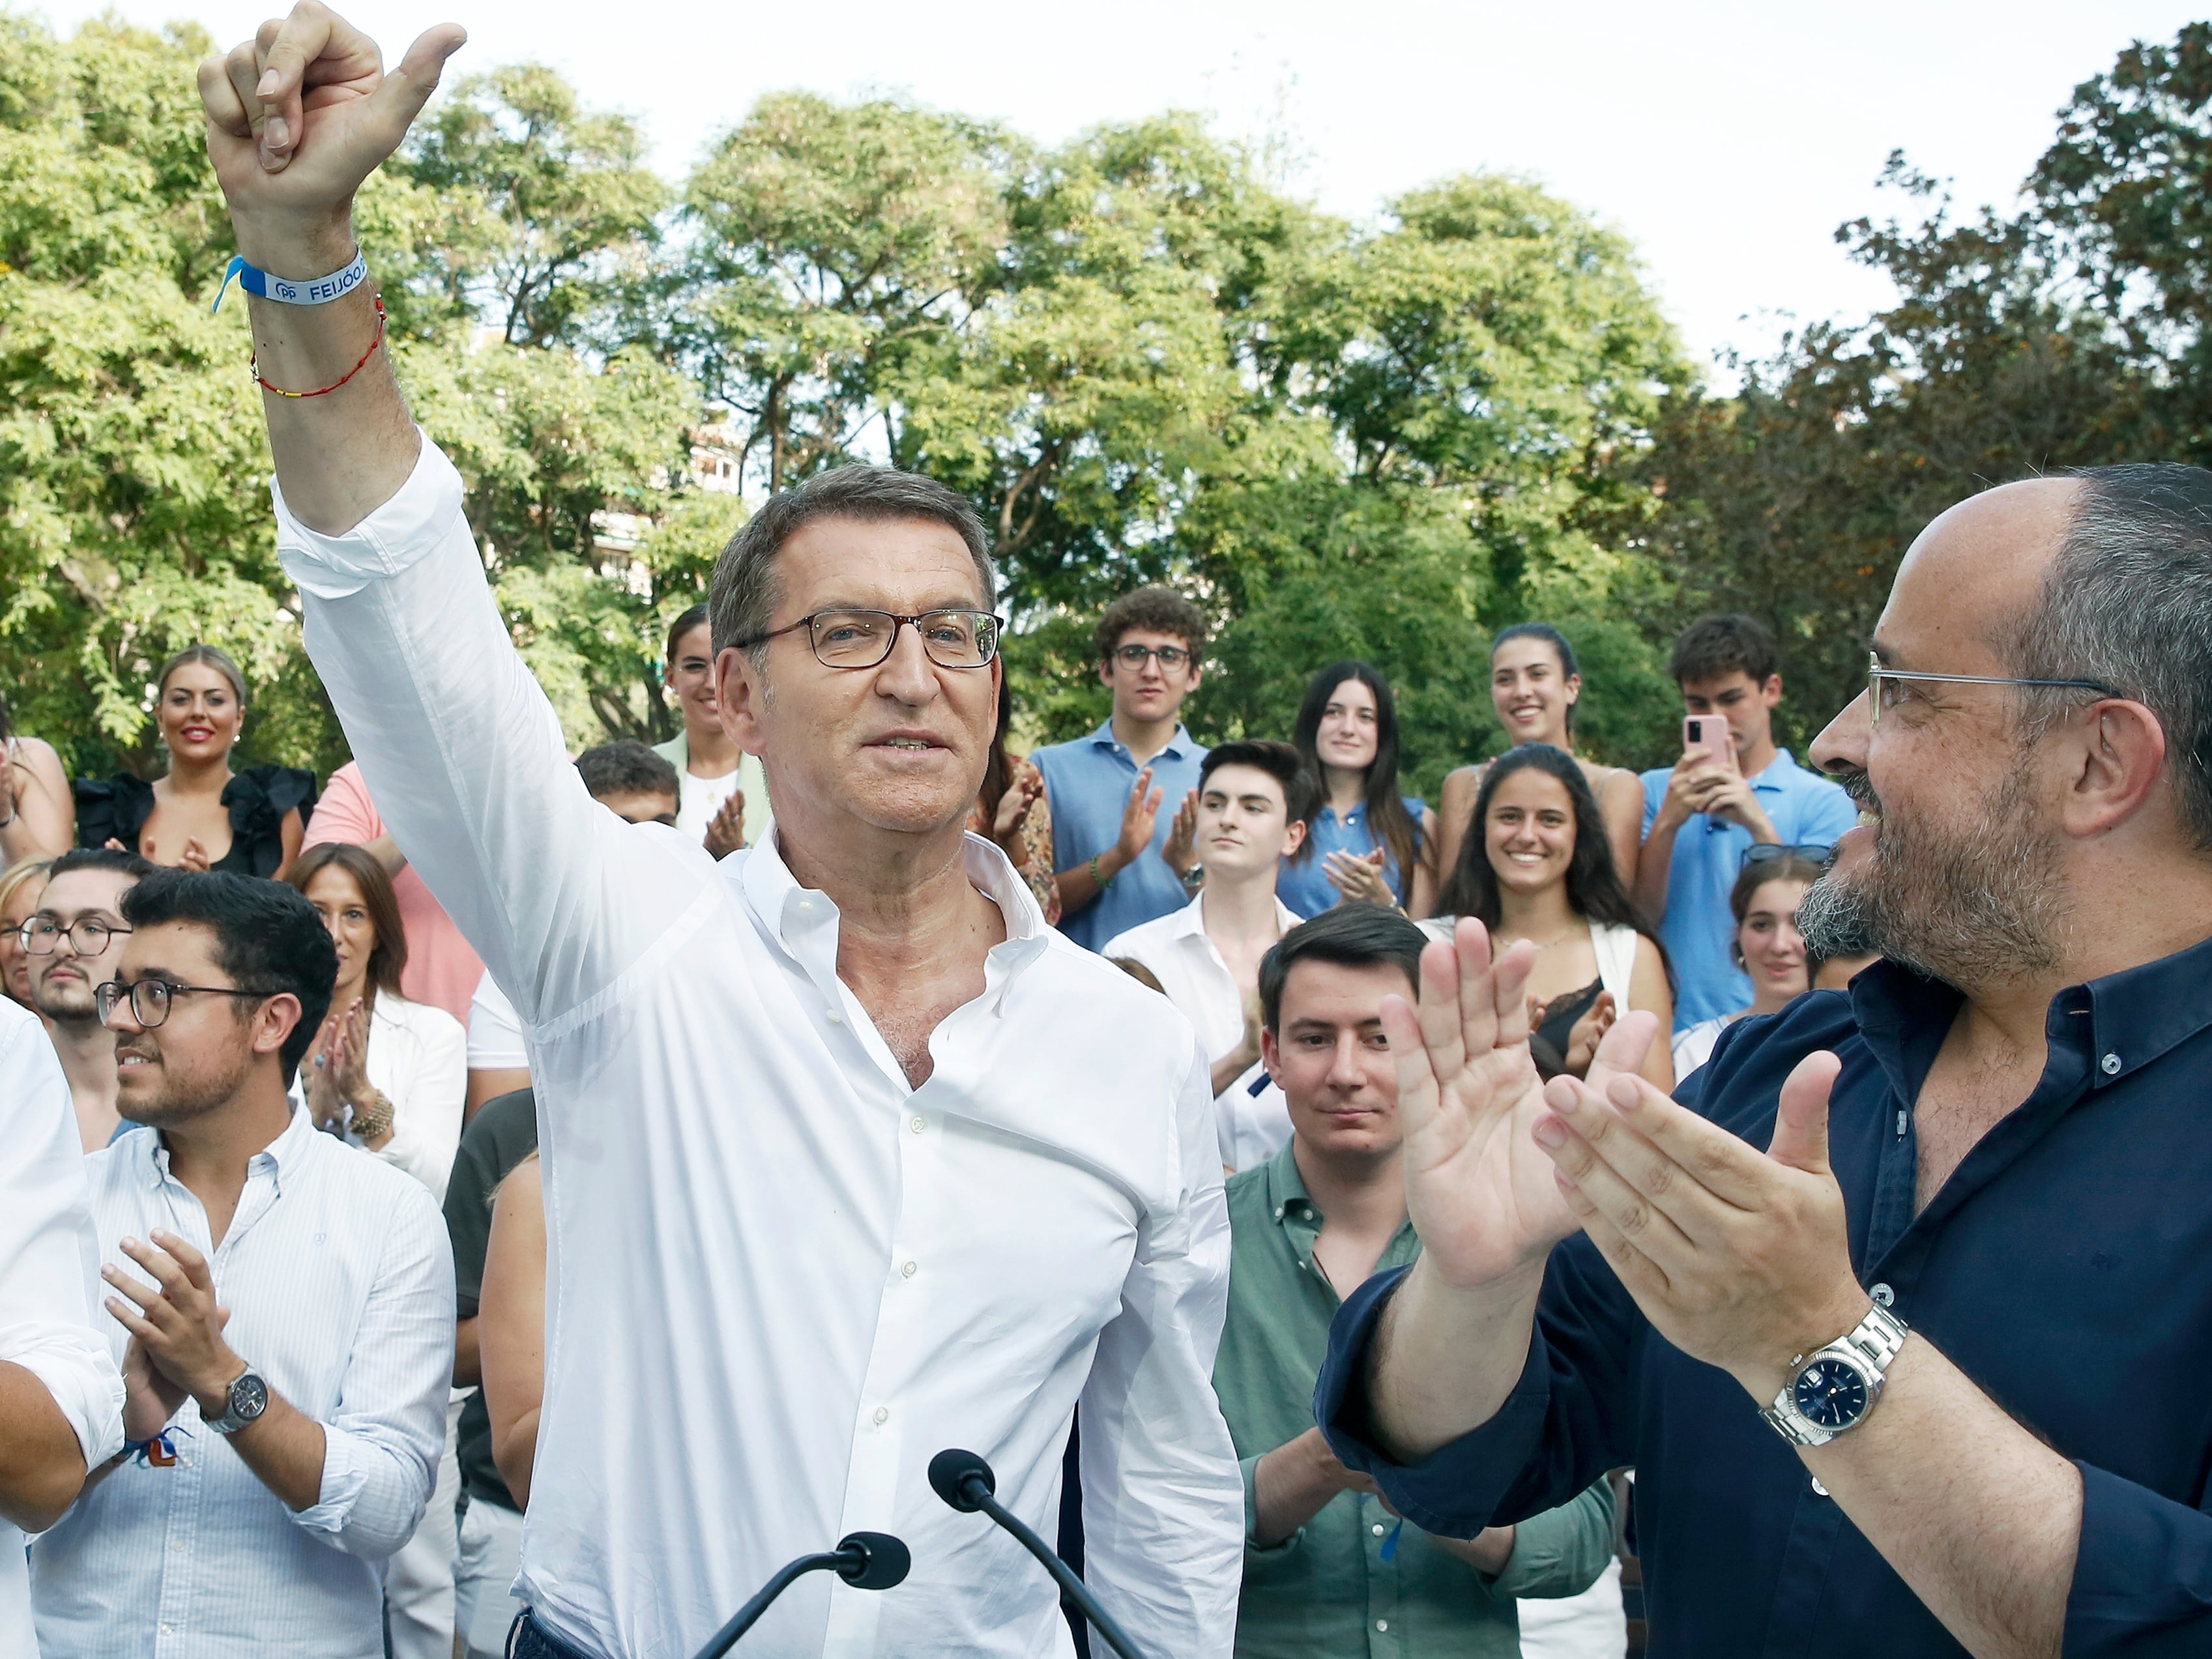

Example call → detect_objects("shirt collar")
1747 748 1803 791
1850 931 2212 1095
142 1101 319 1192
1085 719 1194 760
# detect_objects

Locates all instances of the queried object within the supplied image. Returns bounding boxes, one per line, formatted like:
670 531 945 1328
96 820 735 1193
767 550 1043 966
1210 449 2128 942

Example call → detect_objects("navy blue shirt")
1317 941 2212 1656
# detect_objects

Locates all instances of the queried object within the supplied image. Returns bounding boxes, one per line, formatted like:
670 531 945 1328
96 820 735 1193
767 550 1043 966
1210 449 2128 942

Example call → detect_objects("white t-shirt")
467 970 527 1070
676 767 740 843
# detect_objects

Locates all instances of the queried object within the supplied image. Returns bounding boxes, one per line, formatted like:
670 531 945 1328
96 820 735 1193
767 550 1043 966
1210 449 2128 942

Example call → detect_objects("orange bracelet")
251 292 386 399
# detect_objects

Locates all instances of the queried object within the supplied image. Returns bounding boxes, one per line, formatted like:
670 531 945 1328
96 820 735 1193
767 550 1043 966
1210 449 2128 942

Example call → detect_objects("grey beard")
1799 763 2067 988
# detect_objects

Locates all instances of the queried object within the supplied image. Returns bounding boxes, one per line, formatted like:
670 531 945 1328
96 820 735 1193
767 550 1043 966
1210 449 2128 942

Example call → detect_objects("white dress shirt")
1104 891 1297 1172
31 1108 455 1659
274 435 1242 1659
0 1001 125 1656
290 992 468 1200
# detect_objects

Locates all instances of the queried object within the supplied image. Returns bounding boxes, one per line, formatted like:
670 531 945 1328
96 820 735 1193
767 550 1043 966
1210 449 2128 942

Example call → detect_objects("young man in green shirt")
1215 903 1617 1657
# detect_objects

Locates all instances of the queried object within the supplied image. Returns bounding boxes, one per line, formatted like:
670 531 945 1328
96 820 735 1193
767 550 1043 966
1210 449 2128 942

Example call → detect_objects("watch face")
1792 1357 1869 1430
230 1372 269 1422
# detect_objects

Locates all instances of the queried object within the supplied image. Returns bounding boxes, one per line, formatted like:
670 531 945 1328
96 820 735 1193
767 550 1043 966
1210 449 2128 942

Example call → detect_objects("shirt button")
169 1538 185 1552
2101 1052 2122 1076
910 1116 927 1134
825 1009 843 1025
1870 1283 1894 1308
798 899 815 912
873 1406 890 1426
1811 1476 1831 1497
1375 1619 1388 1632
901 1260 918 1278
1372 1522 1387 1536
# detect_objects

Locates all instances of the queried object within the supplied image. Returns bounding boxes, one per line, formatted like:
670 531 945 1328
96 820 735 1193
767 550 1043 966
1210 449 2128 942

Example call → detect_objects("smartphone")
1683 715 1734 768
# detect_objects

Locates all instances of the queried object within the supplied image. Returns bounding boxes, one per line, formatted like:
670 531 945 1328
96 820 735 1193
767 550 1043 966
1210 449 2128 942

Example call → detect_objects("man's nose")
1809 687 1871 777
874 623 940 700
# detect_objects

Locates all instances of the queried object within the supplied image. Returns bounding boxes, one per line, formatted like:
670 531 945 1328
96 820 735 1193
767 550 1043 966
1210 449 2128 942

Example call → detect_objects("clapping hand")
305 996 371 1130
1114 768 1165 865
104 1232 242 1439
1158 788 1199 877
704 792 746 859
1324 846 1394 907
991 771 1042 854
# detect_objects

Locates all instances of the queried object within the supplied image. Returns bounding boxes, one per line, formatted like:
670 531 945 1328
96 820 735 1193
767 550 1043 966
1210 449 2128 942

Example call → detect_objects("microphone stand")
691 1532 910 1659
928 1449 1150 1659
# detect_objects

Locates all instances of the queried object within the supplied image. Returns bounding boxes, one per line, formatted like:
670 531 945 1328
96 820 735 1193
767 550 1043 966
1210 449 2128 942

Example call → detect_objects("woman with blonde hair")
0 858 52 1008
75 644 313 877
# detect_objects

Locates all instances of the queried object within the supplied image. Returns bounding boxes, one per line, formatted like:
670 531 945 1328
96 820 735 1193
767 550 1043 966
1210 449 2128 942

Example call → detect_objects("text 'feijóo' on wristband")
211 248 370 313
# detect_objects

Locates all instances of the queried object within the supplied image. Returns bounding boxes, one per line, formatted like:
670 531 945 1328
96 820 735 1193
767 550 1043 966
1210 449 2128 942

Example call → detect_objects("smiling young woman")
1426 743 1673 1088
73 646 314 879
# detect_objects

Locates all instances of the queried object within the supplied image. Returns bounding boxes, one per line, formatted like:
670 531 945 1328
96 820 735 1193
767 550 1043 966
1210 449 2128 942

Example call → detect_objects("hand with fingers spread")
103 1232 246 1434
1115 766 1165 867
991 770 1041 854
1158 786 1199 878
703 790 747 859
1530 1052 1867 1398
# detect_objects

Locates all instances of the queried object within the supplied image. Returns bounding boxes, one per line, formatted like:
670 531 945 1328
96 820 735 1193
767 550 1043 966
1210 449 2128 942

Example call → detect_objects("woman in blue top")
1279 661 1438 918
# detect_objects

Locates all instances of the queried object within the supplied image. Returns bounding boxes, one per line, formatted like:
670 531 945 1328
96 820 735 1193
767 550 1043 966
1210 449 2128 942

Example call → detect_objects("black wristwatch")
206 1366 270 1435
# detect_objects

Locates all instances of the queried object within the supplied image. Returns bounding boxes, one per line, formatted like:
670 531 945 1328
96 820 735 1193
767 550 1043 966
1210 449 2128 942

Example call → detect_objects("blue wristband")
211 249 369 313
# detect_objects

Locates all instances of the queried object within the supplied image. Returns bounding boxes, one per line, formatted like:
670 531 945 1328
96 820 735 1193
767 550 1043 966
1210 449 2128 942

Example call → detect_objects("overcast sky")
38 0 2202 374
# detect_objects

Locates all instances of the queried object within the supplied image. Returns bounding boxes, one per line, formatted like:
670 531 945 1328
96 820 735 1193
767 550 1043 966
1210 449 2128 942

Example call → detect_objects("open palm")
1382 919 1657 1290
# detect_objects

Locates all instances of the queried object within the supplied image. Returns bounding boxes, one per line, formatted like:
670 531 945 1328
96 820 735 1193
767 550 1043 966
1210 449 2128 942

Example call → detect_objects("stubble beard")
118 1047 255 1131
1798 759 2069 988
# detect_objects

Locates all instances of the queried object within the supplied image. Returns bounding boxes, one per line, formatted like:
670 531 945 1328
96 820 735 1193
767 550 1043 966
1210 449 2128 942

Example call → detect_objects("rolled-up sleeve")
1078 1035 1243 1656
0 1012 124 1477
1316 1232 1642 1540
1486 1477 1617 1601
292 1182 454 1559
2063 1461 2212 1652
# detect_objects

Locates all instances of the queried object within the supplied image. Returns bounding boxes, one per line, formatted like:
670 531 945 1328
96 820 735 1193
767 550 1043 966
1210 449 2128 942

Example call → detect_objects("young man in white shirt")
25 848 154 1151
1105 741 1315 1172
200 20 1239 1658
31 870 454 1658
0 999 126 1654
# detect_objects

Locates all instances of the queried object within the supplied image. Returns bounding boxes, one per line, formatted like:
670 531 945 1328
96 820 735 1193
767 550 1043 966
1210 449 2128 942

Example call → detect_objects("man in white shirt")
1106 740 1313 1172
0 999 127 1654
201 18 1240 1658
25 848 154 1151
31 870 455 1658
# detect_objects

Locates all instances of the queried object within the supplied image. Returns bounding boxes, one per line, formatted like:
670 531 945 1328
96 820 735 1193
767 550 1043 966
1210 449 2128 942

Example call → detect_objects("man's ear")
258 992 304 1061
2063 698 2168 841
1761 674 1784 708
1281 818 1307 859
1259 1023 1282 1083
716 646 769 758
1096 657 1115 688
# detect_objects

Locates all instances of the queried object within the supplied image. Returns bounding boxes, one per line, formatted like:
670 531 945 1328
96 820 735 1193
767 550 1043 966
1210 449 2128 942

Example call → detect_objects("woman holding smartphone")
1434 624 1644 886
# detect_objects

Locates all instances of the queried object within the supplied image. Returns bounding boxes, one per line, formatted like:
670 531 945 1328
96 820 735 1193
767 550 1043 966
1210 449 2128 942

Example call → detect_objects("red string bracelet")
251 292 386 399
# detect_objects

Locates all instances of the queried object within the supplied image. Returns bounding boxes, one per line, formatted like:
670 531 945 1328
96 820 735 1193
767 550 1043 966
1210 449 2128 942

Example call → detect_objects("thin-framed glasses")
20 917 131 956
96 979 274 1029
1111 642 1191 671
731 609 1003 671
1866 652 2119 728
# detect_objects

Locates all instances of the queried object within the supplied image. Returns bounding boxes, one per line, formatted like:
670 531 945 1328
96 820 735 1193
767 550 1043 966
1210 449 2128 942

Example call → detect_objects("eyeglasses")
96 979 275 1030
731 609 1002 671
1865 652 2119 728
1110 643 1192 671
20 917 131 956
1741 843 1834 873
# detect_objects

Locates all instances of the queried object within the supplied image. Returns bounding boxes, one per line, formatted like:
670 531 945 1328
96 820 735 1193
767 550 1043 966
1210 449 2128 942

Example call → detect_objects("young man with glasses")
30 869 454 1659
196 18 1238 1653
1034 584 1212 951
25 848 154 1151
1632 615 1855 1028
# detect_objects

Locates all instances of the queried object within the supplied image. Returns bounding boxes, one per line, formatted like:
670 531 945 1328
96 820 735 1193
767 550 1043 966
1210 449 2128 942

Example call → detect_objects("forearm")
360 833 406 875
494 1409 539 1508
1796 1337 2078 1659
1630 816 1680 920
0 1361 91 1533
1210 1045 1257 1097
452 1316 480 1390
1428 1525 1515 1576
1053 846 1129 917
225 1391 330 1513
1371 1254 1547 1462
1250 1440 1343 1547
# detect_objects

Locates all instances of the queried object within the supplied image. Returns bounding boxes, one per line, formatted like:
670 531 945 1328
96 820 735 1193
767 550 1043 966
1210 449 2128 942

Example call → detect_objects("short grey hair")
708 464 997 669
2011 463 2212 850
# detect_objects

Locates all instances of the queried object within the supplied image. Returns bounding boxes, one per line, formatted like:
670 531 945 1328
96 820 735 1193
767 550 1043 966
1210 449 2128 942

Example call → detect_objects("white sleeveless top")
1422 916 1643 1011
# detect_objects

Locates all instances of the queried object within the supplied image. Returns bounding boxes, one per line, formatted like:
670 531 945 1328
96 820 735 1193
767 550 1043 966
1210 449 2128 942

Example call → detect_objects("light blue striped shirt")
31 1107 454 1659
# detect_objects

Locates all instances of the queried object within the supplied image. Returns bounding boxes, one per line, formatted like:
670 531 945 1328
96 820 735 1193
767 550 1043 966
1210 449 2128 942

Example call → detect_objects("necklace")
1515 925 1584 951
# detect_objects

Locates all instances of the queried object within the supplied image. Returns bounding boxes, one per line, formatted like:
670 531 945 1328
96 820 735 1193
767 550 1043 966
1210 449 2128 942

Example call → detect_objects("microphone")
690 1531 910 1658
928 1448 1150 1659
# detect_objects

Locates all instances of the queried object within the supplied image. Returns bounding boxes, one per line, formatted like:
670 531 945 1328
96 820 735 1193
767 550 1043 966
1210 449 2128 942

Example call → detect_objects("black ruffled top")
74 765 318 878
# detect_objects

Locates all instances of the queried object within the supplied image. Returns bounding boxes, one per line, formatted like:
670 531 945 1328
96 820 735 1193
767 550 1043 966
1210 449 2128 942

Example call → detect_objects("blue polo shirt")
1032 719 1207 952
1638 749 1855 1029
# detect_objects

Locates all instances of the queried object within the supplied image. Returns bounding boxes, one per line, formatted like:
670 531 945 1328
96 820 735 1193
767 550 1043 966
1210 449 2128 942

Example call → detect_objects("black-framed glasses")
20 917 131 956
1865 652 2119 727
1110 642 1191 671
96 979 276 1030
1741 843 1835 873
731 609 1003 671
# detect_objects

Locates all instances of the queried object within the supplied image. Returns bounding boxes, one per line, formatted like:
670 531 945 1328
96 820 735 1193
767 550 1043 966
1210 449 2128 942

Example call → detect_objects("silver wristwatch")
206 1366 270 1435
1759 1304 1908 1447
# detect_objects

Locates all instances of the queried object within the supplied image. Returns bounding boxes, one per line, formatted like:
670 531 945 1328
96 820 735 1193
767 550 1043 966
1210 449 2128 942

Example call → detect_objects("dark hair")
665 602 711 663
574 740 679 804
282 843 408 997
1668 614 1779 688
710 465 995 664
1259 902 1429 1033
49 847 156 883
2013 464 2212 850
1292 661 1420 904
121 869 336 1084
1094 586 1208 666
981 672 1017 831
1727 852 1825 969
1491 623 1581 733
1435 744 1653 946
1199 739 1318 829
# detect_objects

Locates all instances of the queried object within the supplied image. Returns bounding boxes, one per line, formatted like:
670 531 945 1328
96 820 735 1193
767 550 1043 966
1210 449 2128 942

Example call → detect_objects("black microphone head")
927 1448 995 1513
834 1531 910 1591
